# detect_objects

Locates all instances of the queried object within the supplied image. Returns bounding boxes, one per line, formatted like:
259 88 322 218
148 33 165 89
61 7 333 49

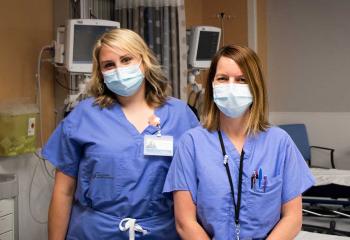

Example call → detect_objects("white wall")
267 0 350 112
266 0 350 169
0 153 53 240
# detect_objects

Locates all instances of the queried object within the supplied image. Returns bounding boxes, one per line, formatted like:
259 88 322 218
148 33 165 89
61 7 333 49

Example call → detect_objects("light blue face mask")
102 62 144 97
213 83 253 118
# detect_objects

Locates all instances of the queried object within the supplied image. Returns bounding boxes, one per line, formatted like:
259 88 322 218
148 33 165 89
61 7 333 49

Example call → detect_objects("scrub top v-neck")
42 97 199 239
164 125 315 240
115 102 163 136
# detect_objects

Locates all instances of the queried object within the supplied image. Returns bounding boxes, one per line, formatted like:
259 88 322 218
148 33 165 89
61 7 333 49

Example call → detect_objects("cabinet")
0 174 18 240
0 199 14 240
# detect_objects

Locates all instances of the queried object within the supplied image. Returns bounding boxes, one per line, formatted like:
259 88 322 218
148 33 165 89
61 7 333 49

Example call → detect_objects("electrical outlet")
28 117 35 136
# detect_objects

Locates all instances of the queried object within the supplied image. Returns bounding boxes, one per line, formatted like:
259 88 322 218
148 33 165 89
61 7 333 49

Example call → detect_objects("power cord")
30 44 55 225
28 151 55 224
36 44 54 149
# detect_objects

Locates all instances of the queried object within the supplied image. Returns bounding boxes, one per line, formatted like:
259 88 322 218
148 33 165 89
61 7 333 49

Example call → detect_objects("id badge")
144 135 173 156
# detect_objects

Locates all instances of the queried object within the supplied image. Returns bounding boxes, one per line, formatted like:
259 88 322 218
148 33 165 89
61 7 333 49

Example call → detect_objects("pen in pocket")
251 171 257 190
258 168 263 188
263 175 267 192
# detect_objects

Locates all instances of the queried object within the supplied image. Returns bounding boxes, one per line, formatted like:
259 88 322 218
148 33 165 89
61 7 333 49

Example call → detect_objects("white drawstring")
119 218 148 240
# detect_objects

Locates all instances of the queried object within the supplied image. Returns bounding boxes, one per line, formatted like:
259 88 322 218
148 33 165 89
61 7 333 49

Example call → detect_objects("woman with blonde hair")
164 44 314 240
43 28 198 239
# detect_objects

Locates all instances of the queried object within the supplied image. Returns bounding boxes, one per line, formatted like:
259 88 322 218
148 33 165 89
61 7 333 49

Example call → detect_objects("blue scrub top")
42 97 199 239
163 126 315 240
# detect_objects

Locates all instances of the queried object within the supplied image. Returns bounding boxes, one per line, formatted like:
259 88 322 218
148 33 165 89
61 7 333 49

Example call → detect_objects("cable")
32 44 57 225
34 151 54 179
55 77 75 91
28 150 55 225
28 155 50 224
302 209 338 218
332 210 350 218
71 0 80 18
55 73 78 91
36 45 54 149
218 12 225 46
28 158 46 224
90 8 98 19
216 12 232 47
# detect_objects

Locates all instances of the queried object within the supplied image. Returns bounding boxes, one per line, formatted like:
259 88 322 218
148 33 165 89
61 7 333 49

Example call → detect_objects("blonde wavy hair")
89 28 169 108
202 44 270 135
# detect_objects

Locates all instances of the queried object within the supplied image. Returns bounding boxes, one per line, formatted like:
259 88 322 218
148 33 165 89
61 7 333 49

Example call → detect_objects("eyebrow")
100 54 135 64
216 72 244 76
100 60 114 65
215 73 228 77
121 54 134 59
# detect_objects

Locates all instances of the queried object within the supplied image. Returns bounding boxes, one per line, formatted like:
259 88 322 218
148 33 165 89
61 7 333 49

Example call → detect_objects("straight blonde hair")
89 28 169 108
202 44 270 135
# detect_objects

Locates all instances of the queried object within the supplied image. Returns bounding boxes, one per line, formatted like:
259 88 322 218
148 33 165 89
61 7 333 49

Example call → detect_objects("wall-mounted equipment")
64 19 120 73
54 27 65 65
187 26 221 69
0 104 38 157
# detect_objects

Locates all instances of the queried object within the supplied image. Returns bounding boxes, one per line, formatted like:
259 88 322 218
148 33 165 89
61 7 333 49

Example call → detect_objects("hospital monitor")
65 19 120 73
187 26 221 69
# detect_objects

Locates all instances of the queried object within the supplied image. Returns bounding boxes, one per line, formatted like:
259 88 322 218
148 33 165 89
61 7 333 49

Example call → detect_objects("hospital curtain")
114 0 187 99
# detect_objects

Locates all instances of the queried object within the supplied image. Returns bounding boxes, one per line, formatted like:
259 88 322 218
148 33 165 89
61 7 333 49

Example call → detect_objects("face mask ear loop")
137 59 144 72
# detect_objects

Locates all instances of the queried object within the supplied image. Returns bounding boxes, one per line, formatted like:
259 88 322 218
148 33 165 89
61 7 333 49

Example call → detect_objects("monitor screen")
73 25 116 63
196 31 220 61
187 26 221 69
65 19 120 73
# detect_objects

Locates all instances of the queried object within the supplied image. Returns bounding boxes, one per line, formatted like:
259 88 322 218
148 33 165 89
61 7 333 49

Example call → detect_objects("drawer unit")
0 199 14 240
0 214 13 235
0 231 13 240
0 199 14 217
0 174 17 240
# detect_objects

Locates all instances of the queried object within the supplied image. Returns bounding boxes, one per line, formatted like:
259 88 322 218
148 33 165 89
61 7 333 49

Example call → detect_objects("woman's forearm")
173 191 210 240
48 171 76 240
48 190 74 240
267 196 303 240
266 215 302 240
176 219 211 240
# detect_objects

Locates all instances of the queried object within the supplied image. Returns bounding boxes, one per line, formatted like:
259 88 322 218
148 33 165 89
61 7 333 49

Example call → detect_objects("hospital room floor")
299 215 350 239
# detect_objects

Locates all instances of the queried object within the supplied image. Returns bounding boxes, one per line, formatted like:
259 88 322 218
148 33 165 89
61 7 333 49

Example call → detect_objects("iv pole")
216 12 231 47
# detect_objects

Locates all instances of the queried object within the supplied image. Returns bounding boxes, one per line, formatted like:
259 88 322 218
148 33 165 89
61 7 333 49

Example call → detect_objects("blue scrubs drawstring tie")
119 218 148 240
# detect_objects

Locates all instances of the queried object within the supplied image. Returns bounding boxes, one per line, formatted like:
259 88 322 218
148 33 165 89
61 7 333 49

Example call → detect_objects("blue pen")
258 168 263 188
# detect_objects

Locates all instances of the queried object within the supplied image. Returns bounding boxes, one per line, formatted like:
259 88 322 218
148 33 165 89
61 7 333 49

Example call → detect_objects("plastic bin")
0 104 38 157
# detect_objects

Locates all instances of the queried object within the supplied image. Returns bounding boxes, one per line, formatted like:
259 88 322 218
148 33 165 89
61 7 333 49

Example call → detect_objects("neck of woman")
219 111 250 142
116 82 155 133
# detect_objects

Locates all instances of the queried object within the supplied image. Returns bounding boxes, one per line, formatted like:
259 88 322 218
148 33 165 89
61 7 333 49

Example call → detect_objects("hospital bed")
278 124 350 236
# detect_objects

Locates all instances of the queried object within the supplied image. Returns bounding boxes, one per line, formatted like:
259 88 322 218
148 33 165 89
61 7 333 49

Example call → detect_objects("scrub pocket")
83 152 131 207
247 175 282 233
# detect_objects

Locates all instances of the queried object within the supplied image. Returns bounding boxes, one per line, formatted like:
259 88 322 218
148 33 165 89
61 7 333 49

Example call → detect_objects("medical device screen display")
73 25 116 63
196 31 220 61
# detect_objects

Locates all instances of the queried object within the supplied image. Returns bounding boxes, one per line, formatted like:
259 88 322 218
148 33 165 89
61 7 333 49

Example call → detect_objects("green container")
0 104 38 157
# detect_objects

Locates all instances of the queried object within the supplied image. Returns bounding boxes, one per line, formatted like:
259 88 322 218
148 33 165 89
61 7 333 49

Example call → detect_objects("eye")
236 76 247 84
215 75 229 82
101 62 115 70
121 56 133 64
